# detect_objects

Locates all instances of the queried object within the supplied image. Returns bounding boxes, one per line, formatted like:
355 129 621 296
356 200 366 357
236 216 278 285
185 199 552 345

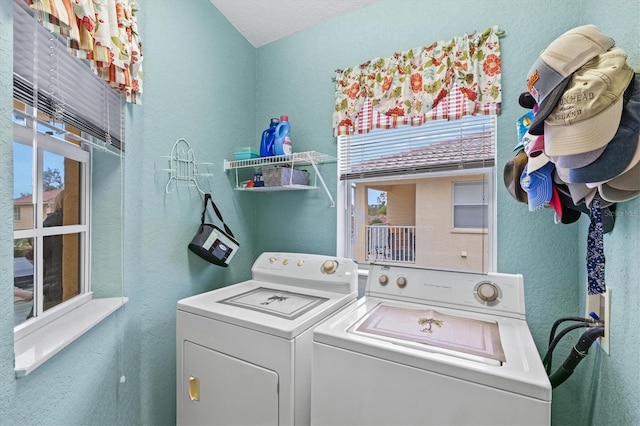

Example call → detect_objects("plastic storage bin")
234 147 259 160
262 167 309 187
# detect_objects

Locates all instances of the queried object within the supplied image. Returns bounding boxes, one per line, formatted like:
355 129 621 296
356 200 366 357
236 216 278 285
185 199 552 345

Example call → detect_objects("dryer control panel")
366 264 525 319
251 252 358 295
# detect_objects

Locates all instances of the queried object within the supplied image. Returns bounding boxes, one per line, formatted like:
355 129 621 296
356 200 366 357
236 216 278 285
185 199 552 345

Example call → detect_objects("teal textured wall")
0 0 638 425
577 3 640 424
254 1 639 424
0 0 258 424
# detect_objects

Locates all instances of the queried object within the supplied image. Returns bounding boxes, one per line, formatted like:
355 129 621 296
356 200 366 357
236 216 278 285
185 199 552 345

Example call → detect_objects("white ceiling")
210 0 379 47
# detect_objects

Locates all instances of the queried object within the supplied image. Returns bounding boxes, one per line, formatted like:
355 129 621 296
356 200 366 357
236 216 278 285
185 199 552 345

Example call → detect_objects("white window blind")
338 114 495 180
13 0 124 150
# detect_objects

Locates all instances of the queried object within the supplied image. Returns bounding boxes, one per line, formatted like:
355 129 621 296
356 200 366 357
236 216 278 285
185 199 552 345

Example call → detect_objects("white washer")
311 264 551 425
176 252 357 426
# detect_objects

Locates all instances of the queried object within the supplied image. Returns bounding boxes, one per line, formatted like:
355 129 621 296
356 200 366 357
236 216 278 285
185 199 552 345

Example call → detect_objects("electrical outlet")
585 288 611 355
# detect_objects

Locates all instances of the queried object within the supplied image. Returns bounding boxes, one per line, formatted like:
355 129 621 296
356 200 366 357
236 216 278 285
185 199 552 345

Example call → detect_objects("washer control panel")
366 264 525 317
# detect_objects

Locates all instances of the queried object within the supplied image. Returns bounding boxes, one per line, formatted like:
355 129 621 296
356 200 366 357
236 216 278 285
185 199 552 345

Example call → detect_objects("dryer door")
180 341 279 425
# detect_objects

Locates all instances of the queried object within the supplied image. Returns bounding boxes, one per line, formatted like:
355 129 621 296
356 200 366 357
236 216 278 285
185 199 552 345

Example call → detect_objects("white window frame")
12 112 91 340
336 121 497 274
452 181 490 231
11 0 127 377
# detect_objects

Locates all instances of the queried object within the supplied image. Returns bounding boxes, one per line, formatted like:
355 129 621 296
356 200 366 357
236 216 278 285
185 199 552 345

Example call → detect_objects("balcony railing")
366 225 416 263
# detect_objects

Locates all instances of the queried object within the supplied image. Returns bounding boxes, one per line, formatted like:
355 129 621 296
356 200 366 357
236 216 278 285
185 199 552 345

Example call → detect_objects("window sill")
450 228 488 234
14 297 128 378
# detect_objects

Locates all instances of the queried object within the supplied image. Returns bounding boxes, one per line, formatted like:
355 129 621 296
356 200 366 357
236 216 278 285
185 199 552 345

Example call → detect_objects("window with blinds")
337 98 496 273
338 114 495 181
13 0 123 150
12 0 125 368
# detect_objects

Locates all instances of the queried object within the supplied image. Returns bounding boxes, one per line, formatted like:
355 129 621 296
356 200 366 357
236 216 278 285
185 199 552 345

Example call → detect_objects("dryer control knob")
269 257 277 264
477 282 499 302
297 260 305 267
379 275 389 286
321 260 338 274
396 276 407 288
283 258 290 265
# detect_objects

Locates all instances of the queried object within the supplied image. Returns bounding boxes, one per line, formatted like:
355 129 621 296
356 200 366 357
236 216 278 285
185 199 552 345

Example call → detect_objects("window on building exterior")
337 114 496 274
453 181 489 230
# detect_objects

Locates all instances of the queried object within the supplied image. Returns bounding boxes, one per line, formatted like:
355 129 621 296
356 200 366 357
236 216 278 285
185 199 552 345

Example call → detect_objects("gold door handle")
189 376 200 401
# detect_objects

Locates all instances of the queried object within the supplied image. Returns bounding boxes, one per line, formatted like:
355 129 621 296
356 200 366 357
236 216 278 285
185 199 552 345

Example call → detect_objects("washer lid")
353 303 505 363
177 280 356 339
313 297 551 401
218 287 329 321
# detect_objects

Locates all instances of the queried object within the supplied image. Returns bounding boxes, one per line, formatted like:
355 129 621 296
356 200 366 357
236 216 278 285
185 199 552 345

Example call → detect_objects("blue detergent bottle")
260 118 279 157
273 115 292 156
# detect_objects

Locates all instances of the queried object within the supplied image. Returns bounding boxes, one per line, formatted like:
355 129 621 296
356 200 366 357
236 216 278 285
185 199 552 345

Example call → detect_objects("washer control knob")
397 276 407 288
477 282 499 302
283 258 290 265
269 257 277 264
321 260 338 274
297 260 305 267
378 275 389 286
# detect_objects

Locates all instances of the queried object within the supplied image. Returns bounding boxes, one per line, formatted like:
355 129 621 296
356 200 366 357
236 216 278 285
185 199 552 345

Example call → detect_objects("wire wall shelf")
223 150 337 207
223 151 335 171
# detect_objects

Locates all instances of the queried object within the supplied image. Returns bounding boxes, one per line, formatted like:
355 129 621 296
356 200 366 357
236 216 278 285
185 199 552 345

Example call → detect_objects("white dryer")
311 264 551 426
177 252 357 426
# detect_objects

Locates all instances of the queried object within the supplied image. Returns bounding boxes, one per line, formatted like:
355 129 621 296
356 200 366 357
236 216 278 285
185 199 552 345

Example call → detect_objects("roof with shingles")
349 136 494 174
13 188 63 205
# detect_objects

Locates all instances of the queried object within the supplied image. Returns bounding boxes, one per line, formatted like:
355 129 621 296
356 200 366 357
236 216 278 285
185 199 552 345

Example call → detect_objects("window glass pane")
42 151 82 227
453 205 488 228
347 171 491 273
13 142 34 231
453 182 486 204
43 232 82 313
14 237 34 327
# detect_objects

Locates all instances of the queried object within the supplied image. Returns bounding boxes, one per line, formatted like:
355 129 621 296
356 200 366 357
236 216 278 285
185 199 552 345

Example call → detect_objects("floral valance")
26 0 143 104
334 26 502 136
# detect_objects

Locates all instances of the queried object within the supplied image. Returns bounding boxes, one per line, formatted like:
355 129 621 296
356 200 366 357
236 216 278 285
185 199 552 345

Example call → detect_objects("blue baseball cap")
520 161 555 211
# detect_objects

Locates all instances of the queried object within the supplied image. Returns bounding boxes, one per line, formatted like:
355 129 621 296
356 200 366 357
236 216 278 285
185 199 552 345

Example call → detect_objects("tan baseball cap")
544 47 634 156
525 25 615 135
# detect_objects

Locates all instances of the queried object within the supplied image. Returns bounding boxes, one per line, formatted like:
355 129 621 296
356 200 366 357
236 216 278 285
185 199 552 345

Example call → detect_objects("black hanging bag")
188 193 239 267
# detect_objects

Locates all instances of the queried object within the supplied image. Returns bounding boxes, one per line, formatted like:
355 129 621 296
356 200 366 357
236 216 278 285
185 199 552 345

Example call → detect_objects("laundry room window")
337 110 496 273
12 0 126 377
333 26 501 274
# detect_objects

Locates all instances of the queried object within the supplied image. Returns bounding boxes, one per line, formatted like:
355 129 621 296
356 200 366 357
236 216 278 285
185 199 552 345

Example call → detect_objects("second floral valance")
333 26 502 136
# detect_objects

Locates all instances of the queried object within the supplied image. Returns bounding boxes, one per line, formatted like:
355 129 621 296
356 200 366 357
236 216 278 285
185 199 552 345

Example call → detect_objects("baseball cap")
564 74 639 183
522 132 545 158
605 145 640 191
588 129 640 189
552 145 606 169
599 182 640 203
520 161 555 211
553 172 615 209
553 183 616 232
519 92 536 109
544 47 634 156
525 25 615 135
514 112 535 152
548 184 582 224
527 149 552 173
504 150 529 203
